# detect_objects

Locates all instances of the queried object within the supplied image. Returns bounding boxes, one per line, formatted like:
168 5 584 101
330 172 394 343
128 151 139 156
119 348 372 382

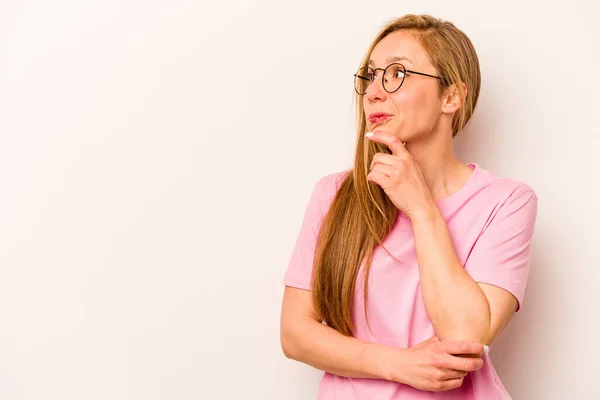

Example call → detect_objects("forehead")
368 30 429 69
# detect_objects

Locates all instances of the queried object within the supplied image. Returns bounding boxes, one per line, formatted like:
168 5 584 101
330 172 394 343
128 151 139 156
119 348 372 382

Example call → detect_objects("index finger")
365 132 407 156
440 340 485 356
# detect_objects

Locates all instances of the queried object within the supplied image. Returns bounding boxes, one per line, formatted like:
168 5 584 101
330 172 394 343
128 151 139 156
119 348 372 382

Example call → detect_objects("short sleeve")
282 172 341 290
463 187 539 312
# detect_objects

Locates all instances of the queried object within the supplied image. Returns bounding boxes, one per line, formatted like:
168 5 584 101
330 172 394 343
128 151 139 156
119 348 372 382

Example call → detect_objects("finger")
445 353 483 372
365 132 408 157
370 164 397 179
445 369 468 380
441 340 484 356
366 169 389 187
437 377 464 392
370 152 396 169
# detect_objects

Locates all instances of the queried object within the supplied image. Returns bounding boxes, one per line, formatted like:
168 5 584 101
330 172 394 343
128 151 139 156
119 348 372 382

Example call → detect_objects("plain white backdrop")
0 0 599 399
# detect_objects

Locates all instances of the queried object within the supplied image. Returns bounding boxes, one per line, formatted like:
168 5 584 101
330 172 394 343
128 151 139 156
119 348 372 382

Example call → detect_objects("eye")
360 70 375 82
355 68 374 82
384 65 406 82
393 68 406 78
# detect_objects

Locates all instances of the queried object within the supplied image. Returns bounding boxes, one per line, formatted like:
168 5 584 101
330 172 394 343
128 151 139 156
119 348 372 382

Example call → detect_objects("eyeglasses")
353 63 443 95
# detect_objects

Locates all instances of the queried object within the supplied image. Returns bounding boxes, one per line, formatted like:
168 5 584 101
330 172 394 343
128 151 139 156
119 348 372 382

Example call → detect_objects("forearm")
411 203 491 343
282 316 397 380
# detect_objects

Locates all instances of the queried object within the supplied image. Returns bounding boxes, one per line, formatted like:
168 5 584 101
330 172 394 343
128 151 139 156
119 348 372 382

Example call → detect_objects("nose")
364 74 387 103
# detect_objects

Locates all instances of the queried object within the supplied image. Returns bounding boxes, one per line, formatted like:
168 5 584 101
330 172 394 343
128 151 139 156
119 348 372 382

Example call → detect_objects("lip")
368 113 391 124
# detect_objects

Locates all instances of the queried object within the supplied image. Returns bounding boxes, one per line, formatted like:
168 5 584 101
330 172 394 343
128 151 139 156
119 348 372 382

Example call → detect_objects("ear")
441 82 467 115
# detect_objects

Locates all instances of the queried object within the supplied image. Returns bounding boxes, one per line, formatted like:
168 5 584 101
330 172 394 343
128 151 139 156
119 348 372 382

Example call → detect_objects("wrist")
362 343 410 382
361 343 391 379
408 200 439 223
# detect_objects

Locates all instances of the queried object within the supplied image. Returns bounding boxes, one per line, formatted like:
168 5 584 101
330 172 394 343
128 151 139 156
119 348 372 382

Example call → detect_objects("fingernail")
365 132 373 137
484 345 490 355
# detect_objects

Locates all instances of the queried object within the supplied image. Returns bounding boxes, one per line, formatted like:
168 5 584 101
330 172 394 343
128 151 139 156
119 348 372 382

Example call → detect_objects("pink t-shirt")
282 163 538 400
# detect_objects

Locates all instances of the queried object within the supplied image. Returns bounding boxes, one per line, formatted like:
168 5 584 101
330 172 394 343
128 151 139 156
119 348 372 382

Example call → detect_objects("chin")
368 125 393 134
368 124 402 138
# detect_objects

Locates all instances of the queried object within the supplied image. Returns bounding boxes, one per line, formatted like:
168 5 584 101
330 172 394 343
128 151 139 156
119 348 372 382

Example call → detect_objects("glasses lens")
354 67 372 95
383 64 406 93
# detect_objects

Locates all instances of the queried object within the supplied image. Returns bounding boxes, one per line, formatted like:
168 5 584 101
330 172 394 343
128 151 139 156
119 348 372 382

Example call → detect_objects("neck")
404 128 471 203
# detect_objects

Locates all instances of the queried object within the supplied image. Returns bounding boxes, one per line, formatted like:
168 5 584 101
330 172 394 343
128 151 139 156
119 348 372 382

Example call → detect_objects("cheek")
391 90 443 136
391 91 432 125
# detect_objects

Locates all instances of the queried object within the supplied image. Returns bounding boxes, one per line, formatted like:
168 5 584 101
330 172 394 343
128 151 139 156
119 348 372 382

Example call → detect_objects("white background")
1 0 599 399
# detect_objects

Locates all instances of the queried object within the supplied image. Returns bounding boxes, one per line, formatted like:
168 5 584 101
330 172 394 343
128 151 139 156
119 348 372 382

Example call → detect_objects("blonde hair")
311 14 481 336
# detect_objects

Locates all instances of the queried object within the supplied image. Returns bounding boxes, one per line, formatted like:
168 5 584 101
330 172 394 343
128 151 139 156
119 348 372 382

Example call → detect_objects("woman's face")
363 30 445 143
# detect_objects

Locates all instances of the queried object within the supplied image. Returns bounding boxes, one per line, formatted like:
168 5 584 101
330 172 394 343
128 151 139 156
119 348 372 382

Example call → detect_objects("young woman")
280 14 538 399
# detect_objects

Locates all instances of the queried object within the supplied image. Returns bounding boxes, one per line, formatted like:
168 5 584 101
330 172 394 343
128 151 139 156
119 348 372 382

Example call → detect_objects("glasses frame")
353 63 443 95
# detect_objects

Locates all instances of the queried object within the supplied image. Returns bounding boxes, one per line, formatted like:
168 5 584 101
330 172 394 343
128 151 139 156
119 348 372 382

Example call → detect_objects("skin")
280 30 518 392
364 31 518 348
363 30 473 205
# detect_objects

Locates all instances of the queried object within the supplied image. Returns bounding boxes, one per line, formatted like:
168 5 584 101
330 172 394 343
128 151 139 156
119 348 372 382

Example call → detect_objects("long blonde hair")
310 14 481 336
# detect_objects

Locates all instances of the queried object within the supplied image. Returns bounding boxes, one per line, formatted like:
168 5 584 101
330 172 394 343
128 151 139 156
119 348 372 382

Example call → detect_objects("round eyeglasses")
353 63 443 95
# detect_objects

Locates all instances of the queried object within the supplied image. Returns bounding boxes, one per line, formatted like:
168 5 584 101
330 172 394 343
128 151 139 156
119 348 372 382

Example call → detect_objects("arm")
280 286 485 391
411 188 538 345
280 286 391 379
362 133 536 345
410 204 492 343
279 174 394 379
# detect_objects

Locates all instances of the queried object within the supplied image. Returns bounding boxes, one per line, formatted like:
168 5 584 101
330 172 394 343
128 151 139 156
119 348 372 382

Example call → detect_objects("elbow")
439 299 493 345
436 319 492 345
280 326 299 360
436 331 484 343
280 337 295 360
436 331 490 348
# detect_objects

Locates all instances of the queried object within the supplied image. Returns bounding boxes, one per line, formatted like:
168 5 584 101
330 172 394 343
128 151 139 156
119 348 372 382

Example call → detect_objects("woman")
280 14 538 399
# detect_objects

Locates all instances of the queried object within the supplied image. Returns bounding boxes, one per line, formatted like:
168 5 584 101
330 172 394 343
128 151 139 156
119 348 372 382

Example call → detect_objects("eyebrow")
368 56 415 67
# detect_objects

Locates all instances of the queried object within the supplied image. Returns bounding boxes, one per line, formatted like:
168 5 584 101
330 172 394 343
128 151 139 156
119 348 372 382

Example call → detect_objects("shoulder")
313 168 352 197
473 166 538 222
475 166 538 205
307 168 352 215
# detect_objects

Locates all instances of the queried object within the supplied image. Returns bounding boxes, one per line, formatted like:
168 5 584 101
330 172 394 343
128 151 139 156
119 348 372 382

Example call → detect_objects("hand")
386 336 485 392
364 132 433 219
